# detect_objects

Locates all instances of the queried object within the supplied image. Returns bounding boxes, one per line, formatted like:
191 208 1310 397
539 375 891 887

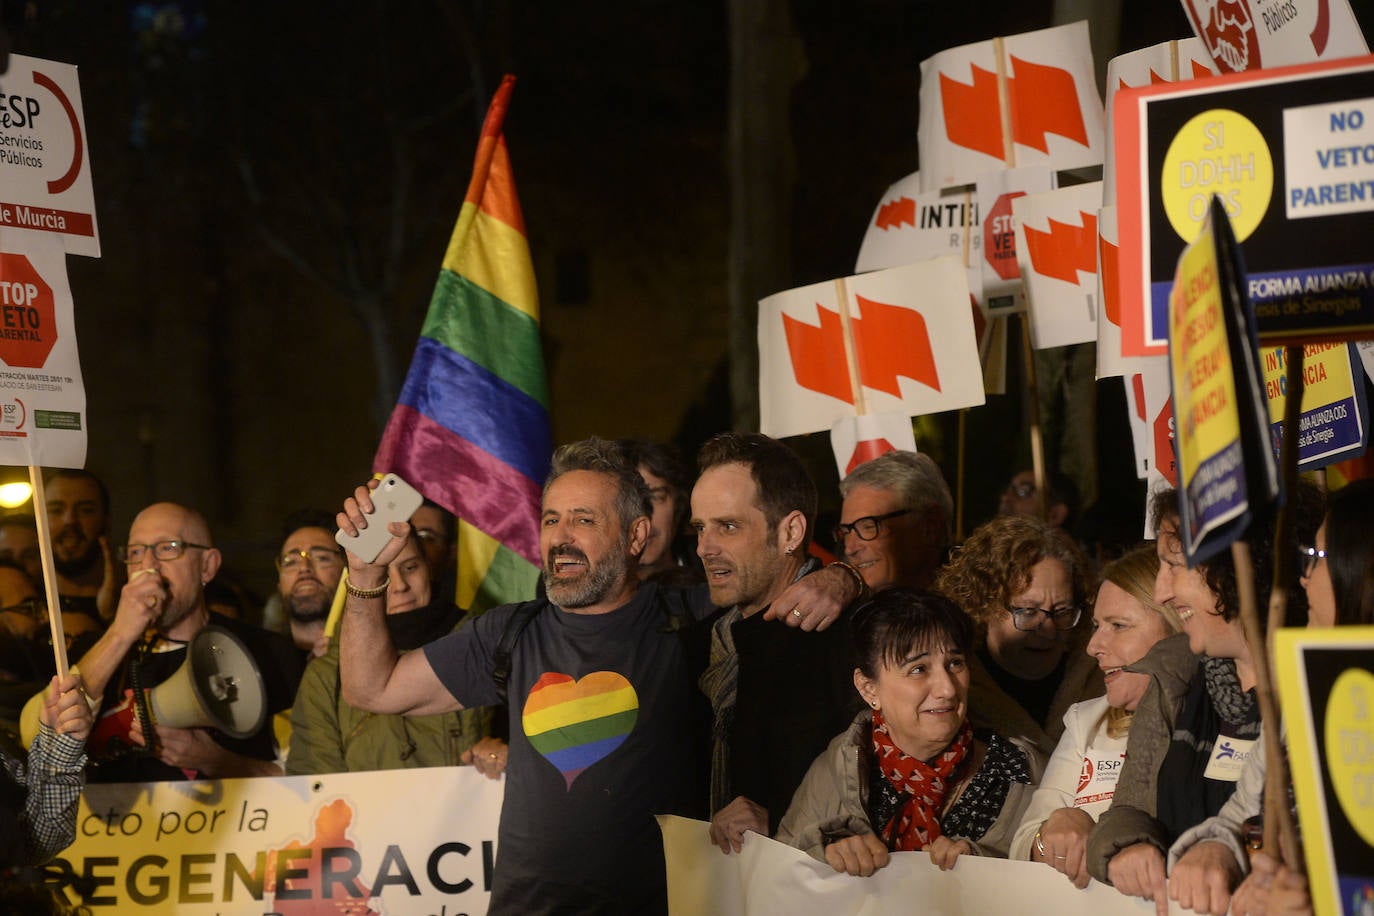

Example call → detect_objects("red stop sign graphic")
1153 399 1178 486
983 192 1025 281
0 254 56 369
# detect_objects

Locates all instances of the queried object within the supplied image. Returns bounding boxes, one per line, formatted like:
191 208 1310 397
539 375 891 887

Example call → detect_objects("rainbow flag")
374 75 549 612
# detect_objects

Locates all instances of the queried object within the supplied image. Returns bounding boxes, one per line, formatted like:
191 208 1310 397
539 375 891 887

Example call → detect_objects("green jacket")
286 624 492 775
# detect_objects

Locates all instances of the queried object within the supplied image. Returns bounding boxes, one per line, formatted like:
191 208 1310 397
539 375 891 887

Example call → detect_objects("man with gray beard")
44 502 302 783
337 439 712 915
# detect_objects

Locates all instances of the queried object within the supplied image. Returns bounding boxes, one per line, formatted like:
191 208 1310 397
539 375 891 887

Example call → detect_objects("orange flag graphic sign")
918 21 1104 191
1012 181 1105 350
759 258 985 439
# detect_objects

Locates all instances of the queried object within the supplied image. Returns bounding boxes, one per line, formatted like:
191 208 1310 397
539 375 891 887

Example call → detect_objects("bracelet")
829 560 869 599
345 576 390 599
1034 825 1047 859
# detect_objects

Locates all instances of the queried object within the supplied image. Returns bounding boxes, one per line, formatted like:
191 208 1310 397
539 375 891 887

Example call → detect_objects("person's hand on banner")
1034 807 1093 888
1168 840 1242 915
823 833 890 876
927 835 974 871
1108 842 1169 916
462 737 509 779
708 796 769 854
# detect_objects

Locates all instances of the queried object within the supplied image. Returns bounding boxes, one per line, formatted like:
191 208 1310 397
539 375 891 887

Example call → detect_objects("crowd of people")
0 438 1359 915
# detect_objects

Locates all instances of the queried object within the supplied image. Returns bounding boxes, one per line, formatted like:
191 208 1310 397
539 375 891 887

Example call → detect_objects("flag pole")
28 466 69 675
834 278 867 416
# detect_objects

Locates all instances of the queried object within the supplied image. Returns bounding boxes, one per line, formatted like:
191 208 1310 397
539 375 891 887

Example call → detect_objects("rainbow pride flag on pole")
374 75 550 612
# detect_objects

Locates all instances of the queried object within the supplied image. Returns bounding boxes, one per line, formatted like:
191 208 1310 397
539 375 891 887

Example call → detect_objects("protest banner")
1167 197 1277 565
1274 625 1374 916
1124 358 1175 482
1116 55 1374 356
54 766 504 914
1180 0 1367 73
1261 342 1368 469
660 814 1182 915
974 166 1055 300
0 54 100 258
758 257 984 440
0 231 86 469
1012 181 1104 349
917 21 1104 191
1103 38 1217 208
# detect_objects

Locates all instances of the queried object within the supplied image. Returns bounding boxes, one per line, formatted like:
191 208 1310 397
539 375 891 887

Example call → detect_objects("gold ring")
146 595 157 608
791 608 803 619
488 752 497 759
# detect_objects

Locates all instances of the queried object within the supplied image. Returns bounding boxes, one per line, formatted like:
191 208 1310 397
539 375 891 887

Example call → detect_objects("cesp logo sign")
0 94 41 129
0 254 56 368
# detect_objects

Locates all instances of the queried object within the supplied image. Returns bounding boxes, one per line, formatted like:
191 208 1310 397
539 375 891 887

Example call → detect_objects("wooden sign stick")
28 466 69 675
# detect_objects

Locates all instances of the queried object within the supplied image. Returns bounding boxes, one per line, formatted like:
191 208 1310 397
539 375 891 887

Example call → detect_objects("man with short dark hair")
0 516 41 586
44 469 120 624
617 438 698 583
691 432 863 851
999 468 1080 530
837 450 952 591
337 438 709 914
275 509 344 657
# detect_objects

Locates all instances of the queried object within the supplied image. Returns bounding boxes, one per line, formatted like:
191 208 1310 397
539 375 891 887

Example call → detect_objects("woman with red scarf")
775 588 1043 876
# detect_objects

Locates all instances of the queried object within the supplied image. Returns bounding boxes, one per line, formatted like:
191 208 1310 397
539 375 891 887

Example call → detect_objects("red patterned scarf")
871 710 973 851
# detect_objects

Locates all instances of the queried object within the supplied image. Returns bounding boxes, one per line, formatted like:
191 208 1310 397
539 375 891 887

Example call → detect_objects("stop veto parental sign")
0 253 56 368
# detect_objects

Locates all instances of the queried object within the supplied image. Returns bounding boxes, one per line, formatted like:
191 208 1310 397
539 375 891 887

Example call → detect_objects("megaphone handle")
128 644 158 756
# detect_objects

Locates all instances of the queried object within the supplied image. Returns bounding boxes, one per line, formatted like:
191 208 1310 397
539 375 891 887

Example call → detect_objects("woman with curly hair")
934 515 1100 760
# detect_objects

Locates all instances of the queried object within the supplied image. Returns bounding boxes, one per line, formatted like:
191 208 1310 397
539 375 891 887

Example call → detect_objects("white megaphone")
147 624 267 739
74 624 269 757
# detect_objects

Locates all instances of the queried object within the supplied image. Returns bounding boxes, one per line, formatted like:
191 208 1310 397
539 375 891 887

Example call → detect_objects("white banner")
759 258 985 439
0 230 86 467
1179 0 1368 73
0 54 100 257
975 166 1056 300
917 21 1104 191
855 171 978 274
659 815 1188 915
54 767 504 914
1012 182 1104 349
829 412 919 480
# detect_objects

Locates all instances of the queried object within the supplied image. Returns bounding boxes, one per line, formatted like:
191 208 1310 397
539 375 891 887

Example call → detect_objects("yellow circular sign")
1161 108 1273 243
1324 667 1374 847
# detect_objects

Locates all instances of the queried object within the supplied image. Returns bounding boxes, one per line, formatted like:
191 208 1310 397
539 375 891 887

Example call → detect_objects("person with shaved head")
39 502 303 783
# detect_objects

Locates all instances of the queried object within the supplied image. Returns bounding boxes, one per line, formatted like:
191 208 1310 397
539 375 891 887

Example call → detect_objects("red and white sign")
1103 38 1217 206
975 166 1055 299
1012 182 1104 350
759 257 985 439
1181 0 1367 73
0 231 86 467
917 20 1104 191
1123 358 1175 482
1097 207 1160 380
829 411 920 480
0 55 100 258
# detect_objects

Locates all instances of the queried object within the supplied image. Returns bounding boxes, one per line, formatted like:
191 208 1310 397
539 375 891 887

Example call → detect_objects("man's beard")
54 536 100 578
543 539 630 609
285 591 330 625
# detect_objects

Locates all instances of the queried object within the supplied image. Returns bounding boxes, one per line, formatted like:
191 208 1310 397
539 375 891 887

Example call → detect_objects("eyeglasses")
833 509 913 544
1006 481 1036 499
0 597 44 620
1298 545 1328 578
276 547 345 572
1009 605 1082 631
119 540 211 565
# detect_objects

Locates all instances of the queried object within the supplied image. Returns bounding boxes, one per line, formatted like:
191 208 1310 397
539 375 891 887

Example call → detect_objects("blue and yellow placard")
1262 342 1370 469
1275 626 1374 916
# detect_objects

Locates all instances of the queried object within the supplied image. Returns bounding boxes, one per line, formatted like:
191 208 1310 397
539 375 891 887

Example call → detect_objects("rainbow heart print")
523 671 639 788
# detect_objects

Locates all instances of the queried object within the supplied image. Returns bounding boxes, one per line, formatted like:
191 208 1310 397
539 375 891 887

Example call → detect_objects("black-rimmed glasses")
119 540 211 565
1009 605 1082 631
833 509 913 544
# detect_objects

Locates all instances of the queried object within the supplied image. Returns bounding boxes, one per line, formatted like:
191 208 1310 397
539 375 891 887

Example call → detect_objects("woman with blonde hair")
934 515 1099 761
1011 546 1185 887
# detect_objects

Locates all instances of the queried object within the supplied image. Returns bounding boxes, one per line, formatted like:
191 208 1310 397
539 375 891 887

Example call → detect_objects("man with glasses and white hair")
275 509 346 658
44 502 303 782
836 450 953 592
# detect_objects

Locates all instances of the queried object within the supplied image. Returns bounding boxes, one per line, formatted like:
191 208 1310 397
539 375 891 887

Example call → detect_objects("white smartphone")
336 473 425 564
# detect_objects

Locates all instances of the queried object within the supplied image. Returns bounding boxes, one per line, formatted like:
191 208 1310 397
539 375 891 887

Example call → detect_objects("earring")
785 545 795 556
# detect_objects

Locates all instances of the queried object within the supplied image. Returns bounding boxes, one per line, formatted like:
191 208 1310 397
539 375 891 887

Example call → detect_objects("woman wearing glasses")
1010 546 1183 886
934 515 1099 760
775 588 1041 875
1085 483 1323 911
